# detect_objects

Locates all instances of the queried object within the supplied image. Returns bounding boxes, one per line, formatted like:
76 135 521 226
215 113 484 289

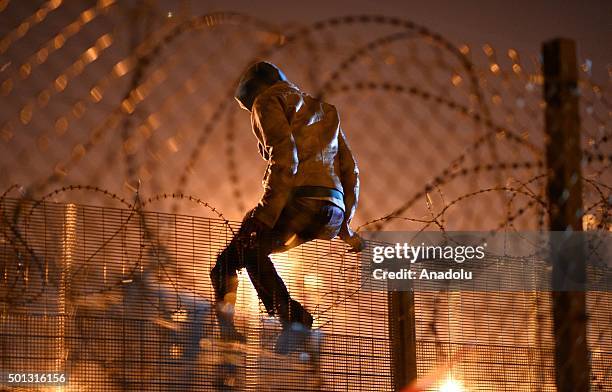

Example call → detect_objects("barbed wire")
0 3 610 390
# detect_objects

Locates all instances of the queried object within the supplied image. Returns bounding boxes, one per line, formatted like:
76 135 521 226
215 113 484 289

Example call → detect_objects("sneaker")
215 302 247 343
274 322 310 355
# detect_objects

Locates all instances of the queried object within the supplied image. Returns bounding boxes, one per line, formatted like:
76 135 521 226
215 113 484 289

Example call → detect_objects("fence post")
388 291 417 390
542 37 590 392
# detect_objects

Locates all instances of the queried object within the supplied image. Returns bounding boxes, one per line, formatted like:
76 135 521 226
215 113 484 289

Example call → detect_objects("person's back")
256 82 342 190
250 80 359 234
210 61 362 354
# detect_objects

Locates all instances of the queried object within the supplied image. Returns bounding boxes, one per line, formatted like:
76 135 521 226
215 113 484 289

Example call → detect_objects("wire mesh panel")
0 1 610 391
2 197 610 391
0 197 392 391
415 290 610 391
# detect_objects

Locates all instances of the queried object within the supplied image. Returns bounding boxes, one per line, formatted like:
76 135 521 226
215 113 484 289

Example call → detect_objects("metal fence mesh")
1 197 392 391
0 1 610 391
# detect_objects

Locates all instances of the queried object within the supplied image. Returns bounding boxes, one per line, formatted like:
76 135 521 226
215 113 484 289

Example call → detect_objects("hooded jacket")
250 81 359 230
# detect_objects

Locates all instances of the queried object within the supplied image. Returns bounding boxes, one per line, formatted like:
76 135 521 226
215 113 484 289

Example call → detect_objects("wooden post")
543 38 590 392
388 291 417 391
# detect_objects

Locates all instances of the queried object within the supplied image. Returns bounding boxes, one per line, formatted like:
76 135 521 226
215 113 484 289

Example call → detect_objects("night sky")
192 0 611 83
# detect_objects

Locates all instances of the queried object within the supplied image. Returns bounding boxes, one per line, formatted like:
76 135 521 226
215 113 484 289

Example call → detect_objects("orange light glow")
439 377 464 392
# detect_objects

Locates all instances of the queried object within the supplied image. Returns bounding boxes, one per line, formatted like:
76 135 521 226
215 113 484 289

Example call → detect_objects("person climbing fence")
210 61 363 353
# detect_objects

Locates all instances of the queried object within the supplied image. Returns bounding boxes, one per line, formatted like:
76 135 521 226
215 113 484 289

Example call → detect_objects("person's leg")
239 228 314 355
311 202 344 241
273 198 344 244
242 242 313 328
210 199 342 346
210 238 247 342
243 199 332 353
209 204 307 343
272 200 344 354
210 239 240 304
245 199 343 323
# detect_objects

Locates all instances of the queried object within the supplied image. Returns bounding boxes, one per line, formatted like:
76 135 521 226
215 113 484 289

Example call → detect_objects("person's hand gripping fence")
339 224 365 253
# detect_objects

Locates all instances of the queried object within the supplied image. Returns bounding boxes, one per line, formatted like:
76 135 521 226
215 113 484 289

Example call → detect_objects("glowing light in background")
582 213 597 230
439 377 464 392
303 272 322 322
236 269 260 391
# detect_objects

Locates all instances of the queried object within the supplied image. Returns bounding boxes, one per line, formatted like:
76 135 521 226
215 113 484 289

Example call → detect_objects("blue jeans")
210 197 344 326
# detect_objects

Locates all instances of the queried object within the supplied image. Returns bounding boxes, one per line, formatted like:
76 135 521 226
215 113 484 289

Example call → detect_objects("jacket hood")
234 61 288 111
